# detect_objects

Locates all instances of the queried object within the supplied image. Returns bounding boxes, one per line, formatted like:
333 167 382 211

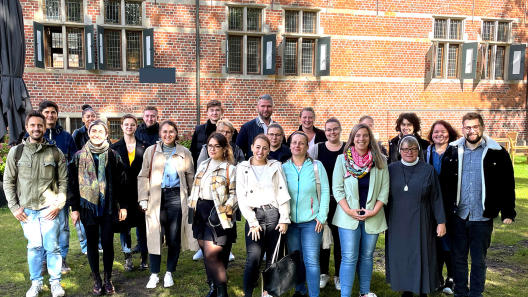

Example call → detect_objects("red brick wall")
20 0 528 142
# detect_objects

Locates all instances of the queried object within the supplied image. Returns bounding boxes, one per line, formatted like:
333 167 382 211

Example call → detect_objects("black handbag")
261 234 305 296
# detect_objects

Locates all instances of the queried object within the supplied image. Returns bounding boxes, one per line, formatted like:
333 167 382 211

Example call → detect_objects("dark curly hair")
427 120 459 143
395 112 422 134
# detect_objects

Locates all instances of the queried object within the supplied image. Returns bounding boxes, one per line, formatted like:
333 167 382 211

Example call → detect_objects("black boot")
139 251 149 271
401 292 414 297
205 278 217 297
103 271 115 295
216 285 228 297
92 273 103 296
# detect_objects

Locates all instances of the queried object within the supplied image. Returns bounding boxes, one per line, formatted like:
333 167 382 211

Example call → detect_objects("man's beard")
466 133 482 144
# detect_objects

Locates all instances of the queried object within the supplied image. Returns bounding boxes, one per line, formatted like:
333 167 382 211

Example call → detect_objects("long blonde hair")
343 123 386 169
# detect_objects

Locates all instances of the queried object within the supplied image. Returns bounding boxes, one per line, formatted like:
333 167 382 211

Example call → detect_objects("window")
66 0 83 22
433 18 463 40
108 119 122 141
436 46 444 77
44 0 61 21
105 30 122 70
447 45 459 78
67 28 84 68
432 17 465 79
226 6 264 75
481 20 513 80
284 39 297 75
482 21 510 42
70 118 84 132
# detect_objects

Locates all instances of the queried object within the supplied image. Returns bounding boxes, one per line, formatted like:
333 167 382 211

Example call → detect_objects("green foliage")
178 131 192 149
0 136 11 178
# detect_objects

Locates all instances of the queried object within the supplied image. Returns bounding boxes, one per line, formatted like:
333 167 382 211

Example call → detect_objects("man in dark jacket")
190 100 238 168
439 112 516 297
135 106 160 146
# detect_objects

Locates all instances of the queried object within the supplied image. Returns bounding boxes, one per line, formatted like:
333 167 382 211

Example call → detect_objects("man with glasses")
440 112 516 297
191 100 238 168
267 123 292 163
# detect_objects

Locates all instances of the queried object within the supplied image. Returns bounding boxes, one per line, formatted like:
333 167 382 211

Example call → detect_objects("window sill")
39 21 86 27
101 24 146 30
227 31 266 36
431 38 465 43
283 33 321 38
480 41 512 45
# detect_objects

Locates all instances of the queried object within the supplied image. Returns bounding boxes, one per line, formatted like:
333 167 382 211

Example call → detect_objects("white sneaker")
50 281 65 297
164 272 174 288
319 274 330 288
229 252 235 262
26 280 43 297
193 249 204 261
360 293 377 297
146 274 159 289
334 276 341 291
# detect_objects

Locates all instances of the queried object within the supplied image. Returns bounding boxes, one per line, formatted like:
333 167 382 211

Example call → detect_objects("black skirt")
192 199 236 246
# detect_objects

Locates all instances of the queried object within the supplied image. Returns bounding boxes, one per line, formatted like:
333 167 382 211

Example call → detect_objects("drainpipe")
195 0 201 125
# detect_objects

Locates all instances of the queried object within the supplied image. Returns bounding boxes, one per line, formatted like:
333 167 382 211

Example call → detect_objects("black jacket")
268 144 292 163
111 138 148 228
439 136 516 221
387 134 430 164
190 119 239 168
134 122 160 147
72 126 112 151
286 125 327 147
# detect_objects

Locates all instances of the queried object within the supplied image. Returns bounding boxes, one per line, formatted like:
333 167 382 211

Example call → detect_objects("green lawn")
1 156 527 296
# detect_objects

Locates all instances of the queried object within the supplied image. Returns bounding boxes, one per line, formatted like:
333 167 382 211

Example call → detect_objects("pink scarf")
344 146 374 179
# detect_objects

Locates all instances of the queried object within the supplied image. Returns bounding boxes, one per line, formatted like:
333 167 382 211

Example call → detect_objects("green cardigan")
332 154 389 234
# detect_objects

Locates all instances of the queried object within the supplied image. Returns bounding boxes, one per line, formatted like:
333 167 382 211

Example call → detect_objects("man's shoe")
41 261 47 276
124 252 133 272
229 252 235 262
103 271 115 294
146 274 159 289
205 278 217 297
131 243 140 254
164 272 174 287
92 273 103 296
334 276 341 291
193 249 204 261
26 280 43 297
443 278 454 295
61 259 71 274
319 274 330 288
292 292 307 297
50 281 65 297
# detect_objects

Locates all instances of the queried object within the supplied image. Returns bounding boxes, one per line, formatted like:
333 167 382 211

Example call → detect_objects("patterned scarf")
78 140 110 216
344 146 374 179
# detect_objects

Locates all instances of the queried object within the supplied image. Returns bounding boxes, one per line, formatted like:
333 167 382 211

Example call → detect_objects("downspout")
195 0 201 125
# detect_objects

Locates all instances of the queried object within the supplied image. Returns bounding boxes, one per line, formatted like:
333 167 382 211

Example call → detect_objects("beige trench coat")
138 143 199 255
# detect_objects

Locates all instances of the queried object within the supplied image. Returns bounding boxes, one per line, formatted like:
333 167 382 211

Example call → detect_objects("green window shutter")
262 34 276 75
97 25 105 70
508 44 526 80
33 22 45 68
225 33 229 73
316 36 330 76
85 25 95 70
461 42 478 79
142 28 154 68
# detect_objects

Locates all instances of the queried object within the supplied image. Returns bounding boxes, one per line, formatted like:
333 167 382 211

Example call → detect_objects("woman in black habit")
385 135 446 297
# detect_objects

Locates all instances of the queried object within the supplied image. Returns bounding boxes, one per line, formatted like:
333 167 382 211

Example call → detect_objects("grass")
0 156 527 296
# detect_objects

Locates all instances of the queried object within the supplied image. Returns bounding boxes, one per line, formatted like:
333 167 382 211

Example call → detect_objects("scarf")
344 146 374 179
78 140 110 216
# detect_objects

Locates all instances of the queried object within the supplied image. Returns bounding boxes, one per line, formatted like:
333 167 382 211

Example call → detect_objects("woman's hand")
119 209 128 221
315 218 324 233
248 225 262 241
275 223 288 234
71 211 80 226
437 223 446 237
356 208 378 221
345 208 362 221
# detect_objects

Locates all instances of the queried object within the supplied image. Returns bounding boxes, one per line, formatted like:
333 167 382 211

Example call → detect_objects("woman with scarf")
70 120 128 295
332 123 389 297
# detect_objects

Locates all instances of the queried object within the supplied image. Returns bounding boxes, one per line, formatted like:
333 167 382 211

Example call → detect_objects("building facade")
21 0 528 141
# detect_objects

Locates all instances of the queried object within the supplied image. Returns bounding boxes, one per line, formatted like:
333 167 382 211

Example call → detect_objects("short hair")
399 135 421 153
252 133 271 147
144 106 158 113
462 112 484 127
299 107 316 118
38 100 59 113
217 119 234 133
206 100 222 110
325 117 341 128
427 120 459 143
358 115 374 124
258 94 273 105
81 104 96 117
121 114 138 124
159 120 180 141
25 110 46 126
268 123 284 135
88 120 109 135
395 112 422 134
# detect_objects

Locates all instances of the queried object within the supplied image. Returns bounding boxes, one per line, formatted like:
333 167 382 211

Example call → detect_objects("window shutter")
225 33 229 73
262 34 276 75
508 44 526 80
33 22 45 68
461 42 478 79
97 25 105 70
431 41 438 78
142 28 154 68
316 36 330 76
85 25 95 70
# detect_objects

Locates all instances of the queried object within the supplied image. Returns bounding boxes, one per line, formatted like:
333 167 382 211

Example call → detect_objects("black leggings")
84 214 115 274
320 199 341 276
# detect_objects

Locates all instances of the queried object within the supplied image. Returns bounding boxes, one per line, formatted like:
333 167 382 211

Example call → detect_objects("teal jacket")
282 158 330 224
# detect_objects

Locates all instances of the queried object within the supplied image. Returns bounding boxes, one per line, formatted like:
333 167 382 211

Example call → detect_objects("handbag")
261 234 305 296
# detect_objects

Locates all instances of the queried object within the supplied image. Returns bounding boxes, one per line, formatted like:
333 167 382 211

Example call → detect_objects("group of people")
4 95 516 297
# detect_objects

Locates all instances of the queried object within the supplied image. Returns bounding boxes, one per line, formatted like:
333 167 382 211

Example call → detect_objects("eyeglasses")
207 144 223 150
325 127 341 133
217 129 233 135
463 125 481 132
400 148 419 153
267 133 282 138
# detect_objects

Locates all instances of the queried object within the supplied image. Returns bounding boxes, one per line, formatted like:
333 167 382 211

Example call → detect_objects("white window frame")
480 19 513 81
431 17 466 79
225 4 267 75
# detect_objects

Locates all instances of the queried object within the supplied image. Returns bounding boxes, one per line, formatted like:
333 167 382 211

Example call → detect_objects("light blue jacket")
282 158 330 224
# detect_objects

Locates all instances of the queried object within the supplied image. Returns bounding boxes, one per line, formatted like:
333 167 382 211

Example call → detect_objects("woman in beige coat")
137 120 198 289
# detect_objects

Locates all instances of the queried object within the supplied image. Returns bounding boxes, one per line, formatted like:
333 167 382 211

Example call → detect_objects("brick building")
21 0 528 142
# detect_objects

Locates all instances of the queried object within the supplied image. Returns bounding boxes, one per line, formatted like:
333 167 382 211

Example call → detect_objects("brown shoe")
103 271 115 294
92 273 103 296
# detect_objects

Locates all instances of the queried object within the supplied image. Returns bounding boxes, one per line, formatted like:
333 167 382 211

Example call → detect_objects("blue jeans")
338 222 379 296
120 228 132 253
43 206 70 259
75 220 88 253
287 220 323 297
451 216 493 297
21 207 62 283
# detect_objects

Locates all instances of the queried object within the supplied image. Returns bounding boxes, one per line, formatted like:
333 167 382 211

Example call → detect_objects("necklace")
401 162 417 192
